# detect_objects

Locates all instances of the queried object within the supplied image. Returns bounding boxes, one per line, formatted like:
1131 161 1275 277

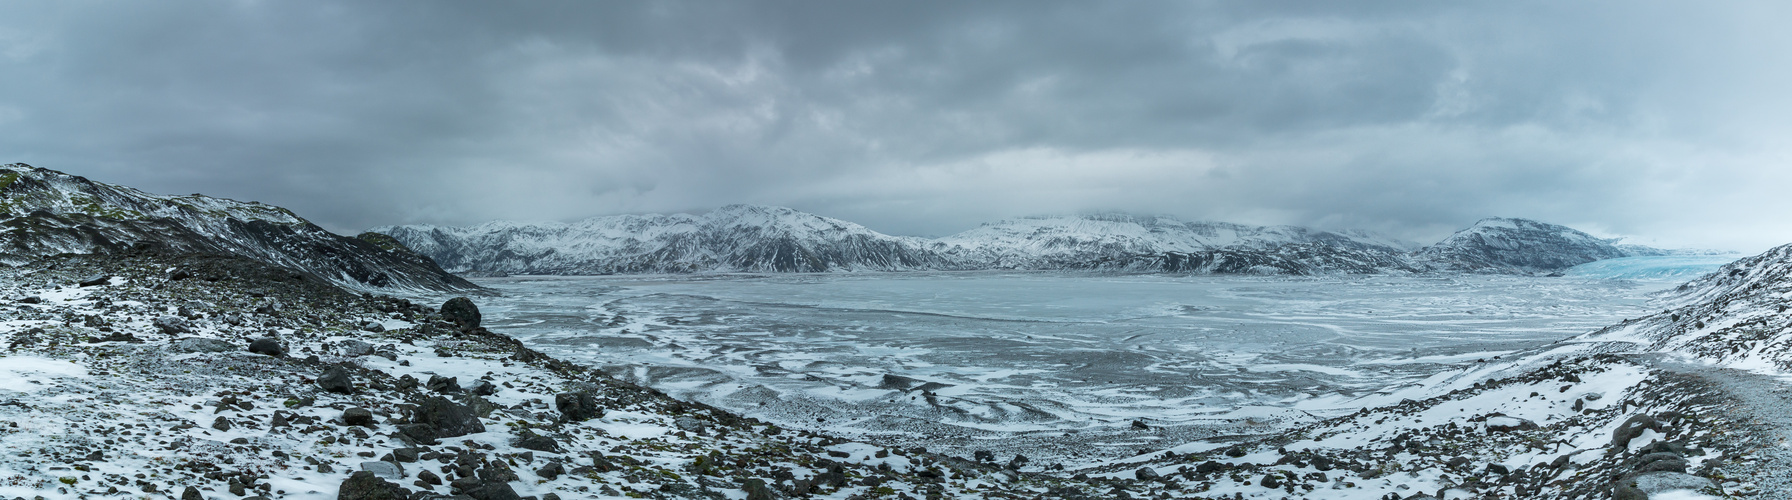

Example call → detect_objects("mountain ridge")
0 164 479 292
374 206 1687 277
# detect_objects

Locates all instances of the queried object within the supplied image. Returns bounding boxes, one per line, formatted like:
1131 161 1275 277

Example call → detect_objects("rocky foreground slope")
0 164 477 292
1 244 1780 500
375 207 1672 277
0 248 1130 500
1075 243 1792 499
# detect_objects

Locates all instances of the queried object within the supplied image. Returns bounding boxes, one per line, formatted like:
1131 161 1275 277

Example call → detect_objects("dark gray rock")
1134 467 1159 481
181 486 203 500
338 471 409 500
555 390 602 422
154 315 190 334
743 478 774 500
318 366 355 394
459 480 520 500
513 431 561 453
392 447 422 463
413 396 485 438
466 379 496 396
441 297 481 330
342 407 376 427
247 337 284 357
77 274 110 287
341 340 374 357
426 375 461 394
1485 414 1539 432
171 338 235 353
211 416 232 431
535 462 563 480
360 461 404 479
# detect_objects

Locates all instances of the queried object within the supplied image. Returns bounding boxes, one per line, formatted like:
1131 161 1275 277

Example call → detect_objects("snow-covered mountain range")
374 206 1682 276
0 164 477 291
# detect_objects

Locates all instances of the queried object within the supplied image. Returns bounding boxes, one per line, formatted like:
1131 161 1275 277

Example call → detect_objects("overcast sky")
3 1 1791 251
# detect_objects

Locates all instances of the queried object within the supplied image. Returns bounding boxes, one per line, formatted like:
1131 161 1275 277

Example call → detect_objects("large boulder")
338 471 410 500
317 366 355 394
441 297 481 330
413 396 486 438
555 390 603 422
247 337 284 357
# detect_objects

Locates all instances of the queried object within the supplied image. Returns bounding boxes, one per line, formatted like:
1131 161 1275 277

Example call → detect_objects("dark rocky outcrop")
0 164 480 292
338 471 410 500
412 396 485 438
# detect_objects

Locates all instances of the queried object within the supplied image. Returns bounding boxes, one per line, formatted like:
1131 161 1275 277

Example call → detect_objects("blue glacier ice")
1562 255 1741 280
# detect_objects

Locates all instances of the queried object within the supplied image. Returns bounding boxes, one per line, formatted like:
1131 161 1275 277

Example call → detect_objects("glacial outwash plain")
6 163 1792 500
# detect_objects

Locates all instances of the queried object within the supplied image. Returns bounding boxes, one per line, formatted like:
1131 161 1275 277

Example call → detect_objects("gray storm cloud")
1 1 1789 250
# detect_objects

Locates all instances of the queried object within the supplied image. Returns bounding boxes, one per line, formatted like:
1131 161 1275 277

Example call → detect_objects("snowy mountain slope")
1576 242 1792 370
378 208 1688 277
1415 217 1661 273
0 164 478 292
375 205 956 275
928 214 1423 273
377 208 1433 276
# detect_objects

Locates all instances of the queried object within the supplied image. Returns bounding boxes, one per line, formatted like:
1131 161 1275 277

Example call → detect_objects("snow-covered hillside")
377 208 1433 276
0 164 476 292
930 214 1422 274
1416 217 1653 273
1578 242 1792 371
378 208 1689 277
375 205 953 275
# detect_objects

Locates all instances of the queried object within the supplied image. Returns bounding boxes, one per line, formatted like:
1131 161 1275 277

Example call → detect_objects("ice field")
473 257 1730 463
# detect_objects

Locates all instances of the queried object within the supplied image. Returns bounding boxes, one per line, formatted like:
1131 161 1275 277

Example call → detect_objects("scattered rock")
181 486 203 500
743 478 775 500
341 339 374 357
317 366 355 394
339 471 409 500
413 396 485 438
77 274 110 287
211 416 232 431
555 390 602 422
247 337 284 357
1614 471 1716 500
360 461 404 479
426 375 461 393
1135 467 1160 481
1611 414 1664 449
1131 419 1150 430
154 315 190 334
514 430 562 452
535 461 564 479
342 407 376 427
466 379 496 396
1485 415 1539 432
441 297 481 330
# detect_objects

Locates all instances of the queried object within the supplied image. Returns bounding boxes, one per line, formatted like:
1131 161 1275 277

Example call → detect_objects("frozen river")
471 260 1727 464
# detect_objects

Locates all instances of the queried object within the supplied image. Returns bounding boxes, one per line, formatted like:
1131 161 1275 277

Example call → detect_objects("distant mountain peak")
1416 216 1654 273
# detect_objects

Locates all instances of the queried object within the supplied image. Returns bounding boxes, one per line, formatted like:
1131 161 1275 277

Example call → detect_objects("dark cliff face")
1415 217 1637 273
0 164 479 292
